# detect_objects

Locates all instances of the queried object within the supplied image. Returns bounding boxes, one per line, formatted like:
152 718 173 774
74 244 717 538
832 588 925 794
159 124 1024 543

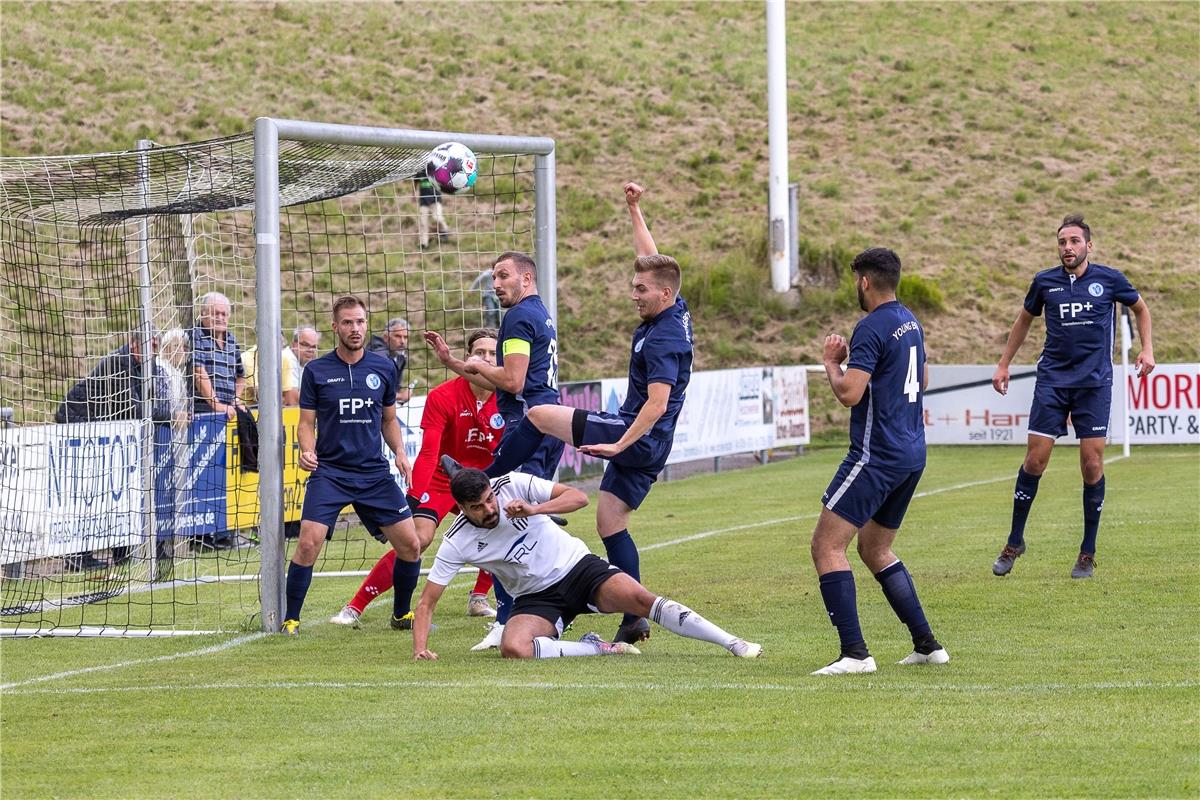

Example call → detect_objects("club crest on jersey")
1088 282 1104 297
420 492 430 504
634 337 645 353
366 373 381 390
490 413 505 429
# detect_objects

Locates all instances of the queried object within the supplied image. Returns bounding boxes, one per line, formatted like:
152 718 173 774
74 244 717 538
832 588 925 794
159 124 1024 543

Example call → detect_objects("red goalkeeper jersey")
410 376 502 499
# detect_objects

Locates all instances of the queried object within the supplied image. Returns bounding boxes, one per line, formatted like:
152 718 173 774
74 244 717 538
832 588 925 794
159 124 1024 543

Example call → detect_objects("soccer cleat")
730 639 763 658
281 619 300 636
470 621 504 651
580 631 641 655
992 542 1026 576
547 514 569 527
898 647 950 665
329 605 362 628
811 655 877 675
390 611 415 630
440 454 464 479
467 593 497 618
1071 552 1096 579
614 617 651 645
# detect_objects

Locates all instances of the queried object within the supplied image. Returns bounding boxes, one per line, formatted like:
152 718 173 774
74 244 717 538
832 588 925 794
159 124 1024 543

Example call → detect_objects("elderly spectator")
282 326 321 406
367 317 412 403
158 327 192 424
191 291 245 420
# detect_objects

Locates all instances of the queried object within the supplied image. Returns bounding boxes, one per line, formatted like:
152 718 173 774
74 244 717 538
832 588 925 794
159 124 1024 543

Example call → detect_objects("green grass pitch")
2 445 1197 798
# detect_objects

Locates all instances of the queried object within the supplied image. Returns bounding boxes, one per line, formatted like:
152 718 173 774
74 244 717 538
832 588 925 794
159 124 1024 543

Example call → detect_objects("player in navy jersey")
425 251 564 648
810 247 947 675
281 295 420 635
991 215 1155 579
471 182 691 646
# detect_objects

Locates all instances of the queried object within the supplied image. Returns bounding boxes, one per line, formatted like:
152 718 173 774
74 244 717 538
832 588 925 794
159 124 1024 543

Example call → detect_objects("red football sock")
349 550 397 613
472 569 493 596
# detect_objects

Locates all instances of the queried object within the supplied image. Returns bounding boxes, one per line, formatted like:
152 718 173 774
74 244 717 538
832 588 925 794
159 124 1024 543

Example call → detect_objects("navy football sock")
485 417 545 478
602 529 641 627
284 561 313 621
1081 476 1105 555
875 560 935 648
493 577 513 625
1008 467 1041 547
818 570 869 660
392 556 422 618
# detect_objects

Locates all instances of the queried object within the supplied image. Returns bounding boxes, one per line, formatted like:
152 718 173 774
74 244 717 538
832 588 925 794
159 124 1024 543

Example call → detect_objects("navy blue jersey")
1023 263 1139 388
621 296 693 440
845 301 927 471
496 295 559 417
299 349 398 478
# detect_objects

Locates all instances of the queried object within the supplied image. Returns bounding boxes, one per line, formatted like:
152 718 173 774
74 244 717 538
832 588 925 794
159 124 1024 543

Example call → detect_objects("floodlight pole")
766 0 791 293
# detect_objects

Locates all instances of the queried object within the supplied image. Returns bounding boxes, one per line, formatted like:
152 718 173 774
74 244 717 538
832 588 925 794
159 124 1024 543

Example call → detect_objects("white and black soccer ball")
426 142 478 195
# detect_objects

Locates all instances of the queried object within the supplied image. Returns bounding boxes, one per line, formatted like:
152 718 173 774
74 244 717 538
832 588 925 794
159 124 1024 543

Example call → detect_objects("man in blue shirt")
190 291 245 419
282 295 419 635
810 247 947 675
991 215 1155 579
463 182 692 646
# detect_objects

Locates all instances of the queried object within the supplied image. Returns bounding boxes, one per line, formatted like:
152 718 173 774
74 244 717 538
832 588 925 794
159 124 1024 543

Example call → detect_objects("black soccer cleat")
992 542 1026 576
614 617 651 645
440 455 464 479
547 514 568 527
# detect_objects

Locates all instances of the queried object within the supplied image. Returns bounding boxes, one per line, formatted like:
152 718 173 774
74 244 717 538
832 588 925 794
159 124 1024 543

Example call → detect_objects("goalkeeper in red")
331 329 504 628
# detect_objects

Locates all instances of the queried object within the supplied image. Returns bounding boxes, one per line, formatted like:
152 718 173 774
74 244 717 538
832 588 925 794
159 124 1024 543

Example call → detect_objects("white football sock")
650 597 739 651
531 636 604 658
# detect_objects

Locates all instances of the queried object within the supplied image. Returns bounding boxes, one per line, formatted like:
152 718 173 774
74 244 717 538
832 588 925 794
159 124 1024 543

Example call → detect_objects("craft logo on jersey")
634 337 645 353
490 413 505 430
1088 282 1104 297
365 373 381 390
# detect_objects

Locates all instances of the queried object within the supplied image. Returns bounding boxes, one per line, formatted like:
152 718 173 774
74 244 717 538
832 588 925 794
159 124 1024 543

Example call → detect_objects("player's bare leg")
334 516 439 627
810 508 874 674
859 521 947 666
1074 437 1107 578
994 434 1056 576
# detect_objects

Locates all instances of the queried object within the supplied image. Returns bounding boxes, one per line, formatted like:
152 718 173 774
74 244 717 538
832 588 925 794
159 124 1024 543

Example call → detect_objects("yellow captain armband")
502 339 531 357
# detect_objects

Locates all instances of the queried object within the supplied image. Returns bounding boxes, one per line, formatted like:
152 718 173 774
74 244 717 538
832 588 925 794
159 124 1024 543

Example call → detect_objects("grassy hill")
3 2 1197 391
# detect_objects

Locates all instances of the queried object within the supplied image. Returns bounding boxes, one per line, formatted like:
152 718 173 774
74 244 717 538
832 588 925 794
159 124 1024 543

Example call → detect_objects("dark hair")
851 247 902 292
493 251 537 278
450 468 491 505
634 254 682 294
1057 214 1091 242
466 327 498 352
332 295 367 320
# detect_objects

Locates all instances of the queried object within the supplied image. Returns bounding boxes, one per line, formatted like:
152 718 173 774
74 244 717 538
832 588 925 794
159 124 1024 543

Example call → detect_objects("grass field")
2 445 1197 798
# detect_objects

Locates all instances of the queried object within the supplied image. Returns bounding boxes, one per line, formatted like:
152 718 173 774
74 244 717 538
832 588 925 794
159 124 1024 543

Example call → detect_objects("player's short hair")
466 328 498 352
331 295 367 320
450 468 491 505
634 254 682 295
1057 213 1091 242
493 251 537 279
851 247 902 292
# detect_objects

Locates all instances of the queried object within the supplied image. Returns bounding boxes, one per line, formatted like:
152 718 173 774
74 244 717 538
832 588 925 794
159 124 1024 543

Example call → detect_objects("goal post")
251 118 557 632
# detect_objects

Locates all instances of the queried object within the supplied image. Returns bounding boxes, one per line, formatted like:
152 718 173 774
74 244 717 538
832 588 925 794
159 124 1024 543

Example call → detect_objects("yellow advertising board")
226 407 307 529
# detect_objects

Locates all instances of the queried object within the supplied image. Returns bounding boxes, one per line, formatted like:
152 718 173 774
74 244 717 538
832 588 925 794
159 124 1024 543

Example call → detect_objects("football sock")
1081 476 1105 555
874 560 935 648
602 529 642 628
284 561 313 621
818 570 869 660
472 570 494 596
391 556 422 618
485 417 545 478
532 637 608 658
1008 467 1042 547
349 550 397 613
649 597 739 651
493 577 513 624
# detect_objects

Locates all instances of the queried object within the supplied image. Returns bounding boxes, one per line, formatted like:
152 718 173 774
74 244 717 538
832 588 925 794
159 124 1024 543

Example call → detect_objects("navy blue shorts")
301 471 412 539
1028 384 1112 440
822 458 924 530
498 414 565 480
573 409 671 510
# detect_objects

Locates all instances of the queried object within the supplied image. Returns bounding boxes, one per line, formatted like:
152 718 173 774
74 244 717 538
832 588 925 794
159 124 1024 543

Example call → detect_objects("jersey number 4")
903 345 920 403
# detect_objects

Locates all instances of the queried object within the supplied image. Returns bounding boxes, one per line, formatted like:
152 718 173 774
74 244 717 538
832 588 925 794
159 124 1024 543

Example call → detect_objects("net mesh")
0 131 536 634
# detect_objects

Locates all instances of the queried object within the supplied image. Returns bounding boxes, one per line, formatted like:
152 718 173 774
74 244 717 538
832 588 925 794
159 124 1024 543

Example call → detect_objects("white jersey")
426 472 591 598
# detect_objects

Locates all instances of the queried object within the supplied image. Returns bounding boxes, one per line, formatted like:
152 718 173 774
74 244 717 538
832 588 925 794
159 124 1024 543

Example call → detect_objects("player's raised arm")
425 330 497 392
822 333 870 407
504 479 588 519
992 308 1036 395
625 182 658 257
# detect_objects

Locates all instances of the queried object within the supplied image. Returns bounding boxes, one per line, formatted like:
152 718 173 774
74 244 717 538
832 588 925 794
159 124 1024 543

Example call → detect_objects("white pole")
1120 307 1132 458
766 0 790 293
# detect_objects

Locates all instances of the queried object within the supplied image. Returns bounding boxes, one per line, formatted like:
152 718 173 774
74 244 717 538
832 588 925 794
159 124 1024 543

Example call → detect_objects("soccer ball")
426 142 478 195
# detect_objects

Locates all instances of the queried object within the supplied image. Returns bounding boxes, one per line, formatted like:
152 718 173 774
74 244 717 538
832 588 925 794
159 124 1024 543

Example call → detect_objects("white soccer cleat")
730 639 763 658
329 605 362 628
898 648 950 665
466 593 497 618
579 631 641 655
470 622 504 651
811 655 877 675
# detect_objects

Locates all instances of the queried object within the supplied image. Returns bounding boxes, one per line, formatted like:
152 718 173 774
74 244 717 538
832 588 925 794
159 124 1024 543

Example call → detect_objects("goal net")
0 121 555 635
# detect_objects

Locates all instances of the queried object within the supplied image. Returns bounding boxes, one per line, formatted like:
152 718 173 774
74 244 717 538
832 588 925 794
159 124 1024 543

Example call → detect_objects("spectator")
158 327 192 424
413 174 451 249
191 291 245 420
240 333 287 407
282 326 321 406
367 317 412 403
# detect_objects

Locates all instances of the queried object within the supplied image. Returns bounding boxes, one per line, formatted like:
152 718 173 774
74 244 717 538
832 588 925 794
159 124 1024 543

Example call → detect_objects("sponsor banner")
773 365 811 447
177 413 228 537
924 364 1199 445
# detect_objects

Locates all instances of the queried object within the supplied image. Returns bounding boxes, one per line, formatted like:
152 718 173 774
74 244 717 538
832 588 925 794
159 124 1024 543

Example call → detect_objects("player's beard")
338 333 364 351
1060 251 1084 270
